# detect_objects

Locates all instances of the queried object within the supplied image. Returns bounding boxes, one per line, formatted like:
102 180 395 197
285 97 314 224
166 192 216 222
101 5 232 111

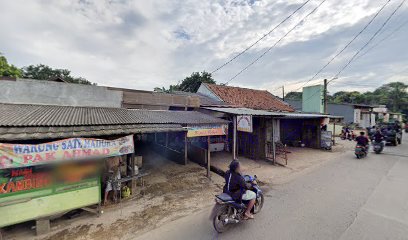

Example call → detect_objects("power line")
329 0 406 83
300 0 406 106
354 18 408 61
224 0 328 85
291 0 392 93
210 0 312 74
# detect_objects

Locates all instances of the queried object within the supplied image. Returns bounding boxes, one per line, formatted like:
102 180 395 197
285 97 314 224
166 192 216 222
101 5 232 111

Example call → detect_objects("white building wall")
0 79 123 108
197 84 222 101
360 113 371 128
354 109 361 124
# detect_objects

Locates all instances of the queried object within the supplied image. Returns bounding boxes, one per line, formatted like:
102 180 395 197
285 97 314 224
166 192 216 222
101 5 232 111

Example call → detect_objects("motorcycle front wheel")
213 204 231 233
253 192 264 214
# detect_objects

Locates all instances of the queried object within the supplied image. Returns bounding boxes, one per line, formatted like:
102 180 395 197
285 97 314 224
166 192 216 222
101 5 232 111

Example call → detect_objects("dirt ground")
210 138 354 185
2 138 354 240
3 150 224 240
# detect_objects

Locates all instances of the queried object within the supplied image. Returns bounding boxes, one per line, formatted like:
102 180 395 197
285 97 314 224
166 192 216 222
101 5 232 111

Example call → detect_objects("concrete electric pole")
282 85 285 101
323 79 328 114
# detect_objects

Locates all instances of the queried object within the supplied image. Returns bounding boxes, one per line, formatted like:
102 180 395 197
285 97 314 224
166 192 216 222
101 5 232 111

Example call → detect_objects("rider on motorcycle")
355 132 369 153
223 160 256 220
373 128 384 144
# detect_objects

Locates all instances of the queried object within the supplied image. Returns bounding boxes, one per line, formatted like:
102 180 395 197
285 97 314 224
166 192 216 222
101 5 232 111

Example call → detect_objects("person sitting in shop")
104 157 122 205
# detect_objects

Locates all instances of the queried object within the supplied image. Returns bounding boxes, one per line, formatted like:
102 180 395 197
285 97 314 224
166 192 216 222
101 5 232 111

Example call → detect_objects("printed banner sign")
237 115 253 133
187 124 228 138
0 135 134 169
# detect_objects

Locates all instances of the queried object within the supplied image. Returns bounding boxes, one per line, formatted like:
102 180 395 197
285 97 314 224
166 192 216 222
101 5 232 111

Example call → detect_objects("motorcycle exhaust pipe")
225 218 239 224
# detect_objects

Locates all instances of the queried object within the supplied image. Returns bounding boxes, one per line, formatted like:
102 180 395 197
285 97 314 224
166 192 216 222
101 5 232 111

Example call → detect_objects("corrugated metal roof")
129 109 229 125
0 103 228 127
278 113 339 119
0 124 185 141
203 107 285 116
203 107 343 119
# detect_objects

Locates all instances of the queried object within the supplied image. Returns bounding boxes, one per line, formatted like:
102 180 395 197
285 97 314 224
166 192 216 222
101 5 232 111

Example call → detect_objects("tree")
285 91 302 100
0 54 22 78
22 64 93 85
327 82 407 118
153 85 179 93
373 82 407 112
178 71 215 92
332 91 364 104
154 71 216 93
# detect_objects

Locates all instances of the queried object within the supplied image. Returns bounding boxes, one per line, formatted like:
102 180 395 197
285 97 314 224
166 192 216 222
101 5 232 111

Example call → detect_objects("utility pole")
282 85 285 101
323 79 328 114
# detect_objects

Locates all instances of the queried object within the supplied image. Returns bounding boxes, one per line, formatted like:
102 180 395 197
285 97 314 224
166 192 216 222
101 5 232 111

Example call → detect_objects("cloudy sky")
1 0 407 95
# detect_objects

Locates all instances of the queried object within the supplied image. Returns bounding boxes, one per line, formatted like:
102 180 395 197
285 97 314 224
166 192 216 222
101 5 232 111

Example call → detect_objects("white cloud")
0 0 407 93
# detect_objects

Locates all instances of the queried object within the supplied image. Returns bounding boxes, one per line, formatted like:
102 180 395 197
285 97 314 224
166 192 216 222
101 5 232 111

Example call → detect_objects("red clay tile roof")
204 84 295 112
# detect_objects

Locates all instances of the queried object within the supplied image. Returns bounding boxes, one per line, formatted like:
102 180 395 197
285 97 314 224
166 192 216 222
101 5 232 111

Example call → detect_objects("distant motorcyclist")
373 128 384 143
355 132 369 153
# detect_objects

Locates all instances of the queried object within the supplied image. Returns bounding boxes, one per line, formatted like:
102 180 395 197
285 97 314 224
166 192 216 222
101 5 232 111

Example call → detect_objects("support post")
207 136 211 179
233 115 237 160
184 132 188 165
131 152 137 195
333 121 336 145
323 79 328 114
272 119 276 164
165 132 169 147
282 85 285 101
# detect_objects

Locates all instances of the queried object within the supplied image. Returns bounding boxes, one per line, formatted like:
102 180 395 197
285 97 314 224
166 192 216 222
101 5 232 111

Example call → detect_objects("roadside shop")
0 135 135 235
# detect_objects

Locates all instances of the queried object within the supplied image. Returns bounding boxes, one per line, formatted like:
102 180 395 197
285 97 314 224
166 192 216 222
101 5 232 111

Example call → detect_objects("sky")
1 0 407 96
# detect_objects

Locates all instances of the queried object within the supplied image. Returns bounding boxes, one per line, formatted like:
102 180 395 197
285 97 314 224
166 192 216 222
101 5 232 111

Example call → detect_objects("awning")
203 107 286 116
278 113 344 119
0 124 185 141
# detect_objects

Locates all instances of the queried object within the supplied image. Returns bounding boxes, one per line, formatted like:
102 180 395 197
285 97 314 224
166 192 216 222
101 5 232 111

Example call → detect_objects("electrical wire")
224 0 328 85
329 0 406 83
210 0 312 74
354 18 408 61
290 0 392 92
301 0 407 105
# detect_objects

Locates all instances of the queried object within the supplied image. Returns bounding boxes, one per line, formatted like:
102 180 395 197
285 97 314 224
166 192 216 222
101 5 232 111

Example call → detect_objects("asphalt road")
134 134 408 240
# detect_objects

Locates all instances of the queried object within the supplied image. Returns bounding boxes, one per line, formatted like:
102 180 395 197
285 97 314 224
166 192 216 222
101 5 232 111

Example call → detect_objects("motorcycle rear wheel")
213 205 231 233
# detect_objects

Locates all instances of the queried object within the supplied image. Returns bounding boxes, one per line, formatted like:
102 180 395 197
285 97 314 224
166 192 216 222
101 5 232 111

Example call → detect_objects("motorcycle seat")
216 193 234 202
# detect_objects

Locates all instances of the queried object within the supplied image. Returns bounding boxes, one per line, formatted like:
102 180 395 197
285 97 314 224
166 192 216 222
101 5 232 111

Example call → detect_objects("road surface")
134 134 408 240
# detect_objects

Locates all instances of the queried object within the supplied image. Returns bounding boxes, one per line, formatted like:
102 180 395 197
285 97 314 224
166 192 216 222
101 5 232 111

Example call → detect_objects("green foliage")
285 91 302 100
0 54 22 77
153 85 179 93
330 82 407 115
178 71 215 92
331 91 366 104
22 64 93 85
154 71 216 93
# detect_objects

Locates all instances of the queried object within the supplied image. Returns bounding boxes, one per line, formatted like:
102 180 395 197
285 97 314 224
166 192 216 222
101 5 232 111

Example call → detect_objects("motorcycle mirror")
254 175 257 179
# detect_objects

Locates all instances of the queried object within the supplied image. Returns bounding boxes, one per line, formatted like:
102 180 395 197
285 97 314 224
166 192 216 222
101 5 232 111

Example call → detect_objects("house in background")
197 83 295 112
287 99 374 128
327 103 375 128
373 105 404 123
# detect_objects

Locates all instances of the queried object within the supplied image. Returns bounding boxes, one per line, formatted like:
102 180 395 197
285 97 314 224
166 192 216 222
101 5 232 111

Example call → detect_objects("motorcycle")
372 141 384 154
355 144 368 159
212 175 264 233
